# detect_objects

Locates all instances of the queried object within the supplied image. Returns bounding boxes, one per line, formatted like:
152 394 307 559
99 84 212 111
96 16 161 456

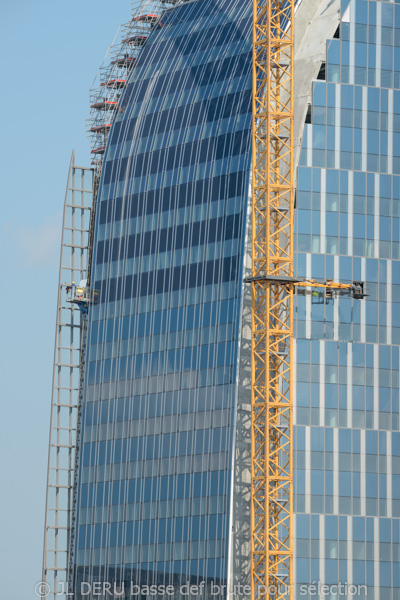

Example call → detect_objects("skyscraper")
44 0 400 599
76 0 254 593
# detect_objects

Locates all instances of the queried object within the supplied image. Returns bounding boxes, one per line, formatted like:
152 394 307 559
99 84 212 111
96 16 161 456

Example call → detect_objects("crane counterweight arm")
294 280 367 298
245 275 367 298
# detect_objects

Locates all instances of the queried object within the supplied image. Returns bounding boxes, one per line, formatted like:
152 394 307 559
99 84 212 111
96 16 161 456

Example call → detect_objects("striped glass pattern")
72 0 253 596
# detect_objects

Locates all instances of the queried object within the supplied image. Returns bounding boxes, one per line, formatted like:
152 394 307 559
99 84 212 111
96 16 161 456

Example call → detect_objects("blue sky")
0 2 132 598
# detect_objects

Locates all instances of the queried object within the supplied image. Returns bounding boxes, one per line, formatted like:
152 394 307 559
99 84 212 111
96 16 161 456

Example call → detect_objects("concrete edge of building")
294 0 341 184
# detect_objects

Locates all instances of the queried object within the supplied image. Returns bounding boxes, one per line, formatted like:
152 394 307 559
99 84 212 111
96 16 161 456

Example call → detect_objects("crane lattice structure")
250 2 295 600
249 4 365 600
41 153 95 600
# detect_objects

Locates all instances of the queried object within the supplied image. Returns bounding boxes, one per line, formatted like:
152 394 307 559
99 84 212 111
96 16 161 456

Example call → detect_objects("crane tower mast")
250 2 294 600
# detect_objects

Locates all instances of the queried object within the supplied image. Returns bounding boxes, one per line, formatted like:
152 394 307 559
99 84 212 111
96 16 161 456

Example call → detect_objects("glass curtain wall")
294 1 400 599
72 0 253 596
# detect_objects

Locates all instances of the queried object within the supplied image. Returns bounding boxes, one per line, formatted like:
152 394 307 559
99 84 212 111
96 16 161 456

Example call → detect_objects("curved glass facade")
74 0 253 595
71 0 400 599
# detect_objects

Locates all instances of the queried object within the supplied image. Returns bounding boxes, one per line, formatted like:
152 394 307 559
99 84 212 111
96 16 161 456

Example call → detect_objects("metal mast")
42 154 94 600
250 2 294 600
249 4 367 600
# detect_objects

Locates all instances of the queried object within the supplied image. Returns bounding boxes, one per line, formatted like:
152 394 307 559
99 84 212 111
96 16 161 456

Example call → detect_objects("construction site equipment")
294 279 366 298
249 4 365 600
87 0 178 170
132 13 159 23
41 153 95 600
250 1 296 597
66 281 98 315
91 146 106 155
101 79 127 88
124 35 148 45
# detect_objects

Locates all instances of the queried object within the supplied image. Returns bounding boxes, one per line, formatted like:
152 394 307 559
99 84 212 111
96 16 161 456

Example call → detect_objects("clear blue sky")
0 2 132 598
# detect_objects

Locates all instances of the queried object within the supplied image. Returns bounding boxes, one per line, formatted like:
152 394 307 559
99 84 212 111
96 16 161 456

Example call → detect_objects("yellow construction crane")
249 2 295 599
249 3 365 600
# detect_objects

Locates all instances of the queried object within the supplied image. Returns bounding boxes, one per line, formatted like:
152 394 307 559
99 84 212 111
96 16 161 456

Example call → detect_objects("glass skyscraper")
70 0 400 599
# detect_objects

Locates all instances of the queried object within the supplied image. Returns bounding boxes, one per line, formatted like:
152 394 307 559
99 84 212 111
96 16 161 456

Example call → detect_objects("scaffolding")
41 153 95 600
88 0 186 169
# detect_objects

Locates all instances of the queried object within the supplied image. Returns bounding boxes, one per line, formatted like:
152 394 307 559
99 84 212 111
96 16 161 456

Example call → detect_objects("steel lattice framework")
250 2 294 600
42 154 94 600
88 0 183 169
